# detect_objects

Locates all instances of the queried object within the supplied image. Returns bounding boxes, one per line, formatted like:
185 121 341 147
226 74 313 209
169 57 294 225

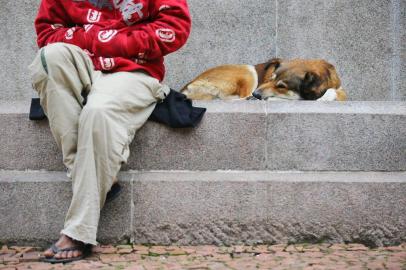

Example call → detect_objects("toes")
43 248 54 258
73 250 81 258
55 251 67 259
54 251 61 259
61 251 68 259
53 249 82 259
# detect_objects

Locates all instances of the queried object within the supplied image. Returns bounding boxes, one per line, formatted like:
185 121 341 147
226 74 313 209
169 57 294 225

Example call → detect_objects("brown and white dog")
181 58 347 101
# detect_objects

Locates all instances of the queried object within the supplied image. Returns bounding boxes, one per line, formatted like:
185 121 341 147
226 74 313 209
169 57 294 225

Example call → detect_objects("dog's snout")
252 90 262 100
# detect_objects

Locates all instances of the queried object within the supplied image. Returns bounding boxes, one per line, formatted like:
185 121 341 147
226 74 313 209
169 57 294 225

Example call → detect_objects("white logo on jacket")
65 27 77 40
98 30 118 42
156 28 175 42
99 57 115 70
113 0 143 25
84 24 94 32
87 9 101 23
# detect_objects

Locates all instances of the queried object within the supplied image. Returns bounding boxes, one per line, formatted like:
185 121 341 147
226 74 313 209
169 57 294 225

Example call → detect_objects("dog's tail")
336 86 347 101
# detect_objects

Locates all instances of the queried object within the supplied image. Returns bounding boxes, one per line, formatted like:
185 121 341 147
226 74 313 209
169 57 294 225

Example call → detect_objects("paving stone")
346 244 369 251
9 248 35 254
194 246 218 257
99 254 127 264
123 266 145 270
116 245 133 250
92 245 118 254
20 252 40 263
0 243 405 269
329 244 347 250
2 257 19 265
178 247 196 255
132 246 150 255
302 245 321 252
383 246 404 252
269 244 287 253
164 247 188 256
117 249 133 255
0 248 15 256
285 245 297 253
149 246 170 255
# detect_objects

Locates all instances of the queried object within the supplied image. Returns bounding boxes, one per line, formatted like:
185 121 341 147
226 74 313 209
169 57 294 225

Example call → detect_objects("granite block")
265 101 406 171
127 102 267 170
1 170 405 247
277 0 394 101
131 171 406 247
0 101 405 171
0 0 40 103
0 171 131 246
163 0 277 90
399 0 406 100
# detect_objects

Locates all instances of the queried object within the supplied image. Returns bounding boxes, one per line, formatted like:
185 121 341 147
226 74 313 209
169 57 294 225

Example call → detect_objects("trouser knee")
41 43 80 71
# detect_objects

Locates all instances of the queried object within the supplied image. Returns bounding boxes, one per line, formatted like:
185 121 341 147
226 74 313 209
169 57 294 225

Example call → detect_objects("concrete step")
0 170 405 247
1 101 405 171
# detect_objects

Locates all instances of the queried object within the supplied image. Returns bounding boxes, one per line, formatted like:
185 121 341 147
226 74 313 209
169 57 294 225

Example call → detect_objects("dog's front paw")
317 88 337 101
246 96 259 100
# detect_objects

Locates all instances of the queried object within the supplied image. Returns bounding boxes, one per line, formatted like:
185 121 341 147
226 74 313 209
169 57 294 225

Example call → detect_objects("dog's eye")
276 80 288 88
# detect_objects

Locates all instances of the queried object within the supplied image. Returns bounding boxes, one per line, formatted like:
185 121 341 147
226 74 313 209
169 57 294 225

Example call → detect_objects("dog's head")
252 58 342 100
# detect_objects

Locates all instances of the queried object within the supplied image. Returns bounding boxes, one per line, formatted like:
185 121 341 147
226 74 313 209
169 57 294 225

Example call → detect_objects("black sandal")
42 243 91 264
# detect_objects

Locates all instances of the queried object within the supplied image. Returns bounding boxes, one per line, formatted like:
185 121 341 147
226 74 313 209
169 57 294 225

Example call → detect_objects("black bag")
148 89 206 128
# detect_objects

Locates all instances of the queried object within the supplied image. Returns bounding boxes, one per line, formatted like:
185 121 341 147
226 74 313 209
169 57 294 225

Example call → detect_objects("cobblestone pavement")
0 243 405 270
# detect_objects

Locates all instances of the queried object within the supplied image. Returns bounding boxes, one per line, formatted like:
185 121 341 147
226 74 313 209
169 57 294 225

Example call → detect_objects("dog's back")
181 65 258 100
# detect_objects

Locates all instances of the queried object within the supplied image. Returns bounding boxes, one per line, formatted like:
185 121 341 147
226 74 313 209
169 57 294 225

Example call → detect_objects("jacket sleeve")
35 0 90 49
92 0 191 60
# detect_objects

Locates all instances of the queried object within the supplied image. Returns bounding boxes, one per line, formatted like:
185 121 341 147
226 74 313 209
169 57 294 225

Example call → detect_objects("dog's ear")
302 72 319 88
264 58 282 72
299 72 322 100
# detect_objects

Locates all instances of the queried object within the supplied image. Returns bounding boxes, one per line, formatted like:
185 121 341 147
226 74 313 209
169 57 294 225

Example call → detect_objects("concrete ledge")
0 101 405 171
1 170 405 247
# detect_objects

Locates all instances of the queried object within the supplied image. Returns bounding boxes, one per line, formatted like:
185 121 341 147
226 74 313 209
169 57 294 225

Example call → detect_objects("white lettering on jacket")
98 29 118 42
65 27 76 40
113 0 143 25
87 9 101 23
99 57 115 70
83 24 94 32
156 28 175 43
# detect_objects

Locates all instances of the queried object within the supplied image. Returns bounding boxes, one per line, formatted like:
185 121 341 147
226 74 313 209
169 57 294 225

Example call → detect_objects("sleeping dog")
181 58 347 101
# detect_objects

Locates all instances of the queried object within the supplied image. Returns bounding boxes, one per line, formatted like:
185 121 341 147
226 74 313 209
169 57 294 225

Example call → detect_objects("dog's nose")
252 90 262 100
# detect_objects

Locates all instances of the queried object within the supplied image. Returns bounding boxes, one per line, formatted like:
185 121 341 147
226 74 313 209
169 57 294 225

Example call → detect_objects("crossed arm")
35 0 191 60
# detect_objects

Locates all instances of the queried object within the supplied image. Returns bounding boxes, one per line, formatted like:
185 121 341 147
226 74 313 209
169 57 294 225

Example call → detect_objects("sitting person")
29 0 191 263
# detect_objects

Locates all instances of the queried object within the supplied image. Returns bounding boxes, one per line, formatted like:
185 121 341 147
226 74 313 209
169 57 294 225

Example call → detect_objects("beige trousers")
29 43 169 245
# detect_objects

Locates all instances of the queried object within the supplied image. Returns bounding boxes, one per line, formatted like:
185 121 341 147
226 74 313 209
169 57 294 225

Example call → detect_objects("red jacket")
34 0 191 81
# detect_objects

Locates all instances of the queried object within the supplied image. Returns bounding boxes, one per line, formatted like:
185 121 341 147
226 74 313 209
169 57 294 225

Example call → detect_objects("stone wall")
0 0 404 102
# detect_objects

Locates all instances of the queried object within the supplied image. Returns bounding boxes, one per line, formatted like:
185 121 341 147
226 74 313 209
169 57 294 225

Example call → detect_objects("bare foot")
44 234 84 260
